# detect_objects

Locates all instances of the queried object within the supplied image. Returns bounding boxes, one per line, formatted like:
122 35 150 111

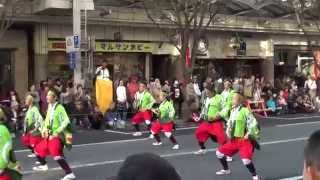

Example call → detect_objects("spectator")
28 85 40 106
200 82 208 107
301 95 316 113
9 90 20 135
305 75 317 105
277 90 288 114
127 76 139 103
232 78 243 94
39 82 49 114
54 78 63 95
171 80 183 119
253 80 262 101
162 80 171 94
244 75 254 98
116 80 128 122
291 80 298 93
75 84 84 101
115 153 181 180
262 82 273 98
192 76 202 98
60 84 74 114
214 78 224 94
266 95 276 113
283 87 289 101
184 77 200 122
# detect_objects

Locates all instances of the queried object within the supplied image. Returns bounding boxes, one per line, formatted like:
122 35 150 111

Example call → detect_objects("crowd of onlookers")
1 73 320 134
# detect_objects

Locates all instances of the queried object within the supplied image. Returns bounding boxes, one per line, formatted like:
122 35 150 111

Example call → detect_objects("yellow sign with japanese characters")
95 42 154 52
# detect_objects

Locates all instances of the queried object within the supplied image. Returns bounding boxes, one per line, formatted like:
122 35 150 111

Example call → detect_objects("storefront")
47 39 178 82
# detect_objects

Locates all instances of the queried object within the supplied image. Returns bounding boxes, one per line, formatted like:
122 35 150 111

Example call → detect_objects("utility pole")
73 0 82 86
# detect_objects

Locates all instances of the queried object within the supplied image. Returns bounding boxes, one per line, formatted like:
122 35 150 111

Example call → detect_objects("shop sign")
48 41 66 51
95 42 154 52
68 52 76 70
66 35 80 53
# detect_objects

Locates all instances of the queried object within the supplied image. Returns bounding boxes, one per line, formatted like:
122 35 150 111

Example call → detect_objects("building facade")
2 1 320 96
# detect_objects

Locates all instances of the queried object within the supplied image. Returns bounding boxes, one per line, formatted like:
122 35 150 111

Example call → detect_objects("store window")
48 51 73 79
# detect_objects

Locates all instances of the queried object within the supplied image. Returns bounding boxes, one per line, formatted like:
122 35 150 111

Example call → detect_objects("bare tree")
0 0 30 38
142 0 224 77
284 0 320 79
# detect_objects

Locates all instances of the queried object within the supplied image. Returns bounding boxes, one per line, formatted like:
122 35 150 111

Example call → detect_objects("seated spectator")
266 96 276 114
72 100 91 129
296 95 316 113
277 90 288 114
287 90 298 113
114 153 181 180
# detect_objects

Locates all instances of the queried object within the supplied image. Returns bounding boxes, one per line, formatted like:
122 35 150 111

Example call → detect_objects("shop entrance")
0 50 13 97
152 55 170 81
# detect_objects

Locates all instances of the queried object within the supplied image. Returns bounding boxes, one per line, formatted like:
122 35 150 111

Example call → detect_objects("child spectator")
277 90 288 114
266 95 276 114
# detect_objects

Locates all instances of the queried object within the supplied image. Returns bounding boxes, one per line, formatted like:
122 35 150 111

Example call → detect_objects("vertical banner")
69 52 76 70
185 47 191 67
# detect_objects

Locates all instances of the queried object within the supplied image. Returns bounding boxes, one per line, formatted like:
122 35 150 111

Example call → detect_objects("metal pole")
73 0 82 85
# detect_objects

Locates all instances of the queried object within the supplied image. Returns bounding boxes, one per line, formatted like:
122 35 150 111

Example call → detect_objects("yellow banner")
95 42 154 52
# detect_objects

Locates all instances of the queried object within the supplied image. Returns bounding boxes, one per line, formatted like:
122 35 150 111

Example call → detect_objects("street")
16 115 320 180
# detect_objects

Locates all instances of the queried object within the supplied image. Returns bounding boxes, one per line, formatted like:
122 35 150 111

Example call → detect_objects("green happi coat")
206 94 223 122
138 91 155 111
220 89 236 120
158 100 175 124
227 106 260 141
0 123 22 179
42 103 73 149
24 105 43 136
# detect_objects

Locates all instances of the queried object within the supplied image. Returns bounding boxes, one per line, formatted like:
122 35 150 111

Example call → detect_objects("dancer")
21 94 43 159
33 90 75 180
216 93 260 180
194 85 226 155
132 81 155 137
151 92 179 150
0 107 22 180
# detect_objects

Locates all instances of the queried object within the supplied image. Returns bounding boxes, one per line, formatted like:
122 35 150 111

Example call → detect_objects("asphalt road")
15 114 320 180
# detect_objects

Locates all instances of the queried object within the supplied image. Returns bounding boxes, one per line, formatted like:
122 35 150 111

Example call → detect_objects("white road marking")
15 138 149 153
277 121 320 127
104 130 132 135
104 126 197 134
266 115 320 120
21 136 308 175
279 175 303 180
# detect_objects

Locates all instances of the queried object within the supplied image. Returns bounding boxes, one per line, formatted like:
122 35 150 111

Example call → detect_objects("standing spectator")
192 76 202 98
75 84 84 101
54 78 63 96
200 82 208 106
171 80 183 119
232 78 243 94
184 77 200 122
253 80 262 101
39 82 49 114
60 83 74 115
116 80 128 122
214 78 224 94
9 90 20 136
162 80 171 94
28 85 40 107
150 78 162 101
305 75 317 105
127 76 139 103
244 75 254 98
